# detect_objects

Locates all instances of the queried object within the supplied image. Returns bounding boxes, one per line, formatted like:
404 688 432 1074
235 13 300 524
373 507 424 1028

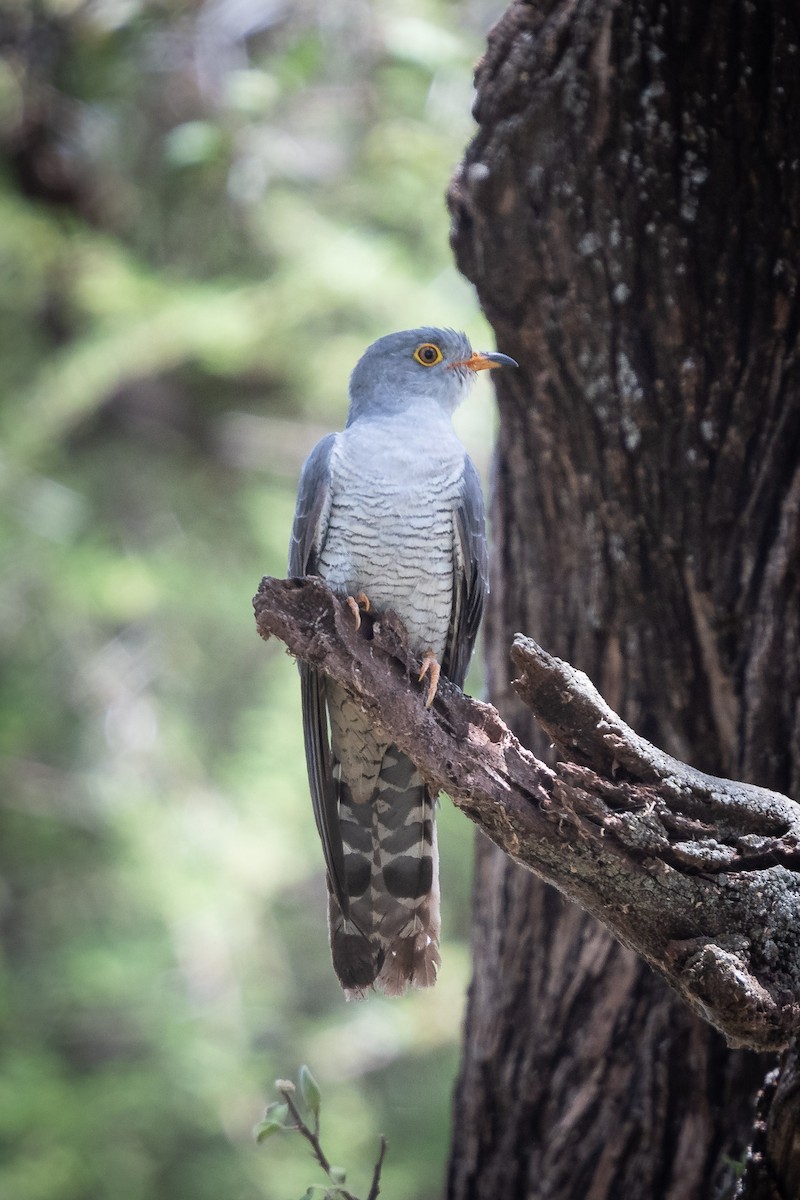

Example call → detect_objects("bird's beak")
448 350 519 372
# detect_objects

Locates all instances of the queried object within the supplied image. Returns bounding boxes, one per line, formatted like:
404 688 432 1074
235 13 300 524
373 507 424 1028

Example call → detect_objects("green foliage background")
0 2 500 1196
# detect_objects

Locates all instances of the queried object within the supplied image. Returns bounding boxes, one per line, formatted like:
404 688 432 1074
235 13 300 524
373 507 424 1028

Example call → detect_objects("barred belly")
317 414 463 658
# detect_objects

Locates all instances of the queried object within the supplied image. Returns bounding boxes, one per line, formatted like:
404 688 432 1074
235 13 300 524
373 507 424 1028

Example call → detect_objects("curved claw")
418 651 441 709
346 592 371 631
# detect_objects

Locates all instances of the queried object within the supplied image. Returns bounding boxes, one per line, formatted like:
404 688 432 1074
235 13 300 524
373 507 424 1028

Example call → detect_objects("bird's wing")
288 435 350 914
443 453 488 689
289 433 336 577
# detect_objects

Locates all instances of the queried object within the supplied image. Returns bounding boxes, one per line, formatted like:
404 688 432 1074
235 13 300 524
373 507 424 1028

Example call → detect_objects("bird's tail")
328 745 440 998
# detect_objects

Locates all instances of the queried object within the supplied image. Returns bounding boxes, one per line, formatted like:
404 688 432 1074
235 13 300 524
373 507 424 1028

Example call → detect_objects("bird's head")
347 327 517 425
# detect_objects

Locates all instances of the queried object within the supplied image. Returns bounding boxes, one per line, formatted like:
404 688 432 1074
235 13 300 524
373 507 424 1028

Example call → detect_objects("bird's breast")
317 418 465 657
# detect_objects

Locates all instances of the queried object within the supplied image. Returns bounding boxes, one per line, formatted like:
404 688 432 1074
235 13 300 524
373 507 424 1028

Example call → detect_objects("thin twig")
366 1135 388 1200
277 1084 359 1200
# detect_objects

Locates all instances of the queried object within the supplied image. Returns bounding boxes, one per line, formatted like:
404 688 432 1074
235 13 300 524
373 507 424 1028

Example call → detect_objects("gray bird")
289 327 516 996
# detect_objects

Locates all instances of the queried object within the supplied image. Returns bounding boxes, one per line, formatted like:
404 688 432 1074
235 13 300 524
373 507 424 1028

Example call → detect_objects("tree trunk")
447 1 800 1197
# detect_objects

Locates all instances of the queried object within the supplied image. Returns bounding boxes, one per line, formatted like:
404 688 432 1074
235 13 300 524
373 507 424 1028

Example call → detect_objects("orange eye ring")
413 343 443 367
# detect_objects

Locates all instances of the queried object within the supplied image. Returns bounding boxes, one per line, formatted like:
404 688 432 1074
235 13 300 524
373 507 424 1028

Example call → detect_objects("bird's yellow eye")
413 343 443 367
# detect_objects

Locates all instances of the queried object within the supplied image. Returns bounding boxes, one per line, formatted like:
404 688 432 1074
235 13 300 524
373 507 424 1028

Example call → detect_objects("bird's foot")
418 651 441 709
345 592 371 631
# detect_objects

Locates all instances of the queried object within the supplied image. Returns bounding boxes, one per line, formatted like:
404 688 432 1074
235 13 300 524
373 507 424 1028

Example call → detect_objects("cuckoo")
289 327 516 996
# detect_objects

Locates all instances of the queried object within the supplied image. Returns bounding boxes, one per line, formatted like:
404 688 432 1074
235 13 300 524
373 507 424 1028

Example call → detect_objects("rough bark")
445 0 800 1197
740 1050 800 1200
254 576 800 1051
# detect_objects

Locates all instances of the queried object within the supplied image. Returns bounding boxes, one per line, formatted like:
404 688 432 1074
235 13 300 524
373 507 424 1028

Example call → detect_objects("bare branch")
254 576 800 1050
366 1136 387 1200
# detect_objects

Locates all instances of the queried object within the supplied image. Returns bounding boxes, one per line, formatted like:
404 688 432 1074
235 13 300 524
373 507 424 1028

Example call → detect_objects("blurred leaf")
165 121 226 168
383 16 466 70
254 1103 290 1142
225 70 280 117
299 1064 322 1117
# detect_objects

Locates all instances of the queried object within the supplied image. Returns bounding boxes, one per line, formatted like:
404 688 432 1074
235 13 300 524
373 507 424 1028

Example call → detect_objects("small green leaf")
267 1101 290 1124
254 1120 283 1143
328 1165 346 1184
254 1102 289 1142
299 1064 322 1116
254 1120 284 1143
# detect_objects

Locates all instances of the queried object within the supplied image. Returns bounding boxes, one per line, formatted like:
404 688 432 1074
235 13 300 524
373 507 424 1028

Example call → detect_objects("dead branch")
254 575 800 1051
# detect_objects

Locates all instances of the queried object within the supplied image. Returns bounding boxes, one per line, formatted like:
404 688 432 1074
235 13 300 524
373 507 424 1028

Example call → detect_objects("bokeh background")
0 2 505 1196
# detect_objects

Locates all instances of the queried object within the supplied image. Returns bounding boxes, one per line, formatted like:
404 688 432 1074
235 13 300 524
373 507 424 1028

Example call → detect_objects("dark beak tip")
486 352 519 369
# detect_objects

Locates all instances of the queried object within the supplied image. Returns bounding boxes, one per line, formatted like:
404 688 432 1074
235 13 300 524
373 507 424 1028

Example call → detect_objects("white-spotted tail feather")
327 739 440 997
